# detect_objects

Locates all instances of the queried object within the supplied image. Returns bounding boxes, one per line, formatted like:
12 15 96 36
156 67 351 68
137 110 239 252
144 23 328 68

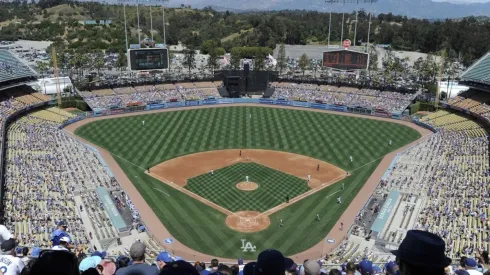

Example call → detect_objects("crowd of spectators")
80 83 221 110
271 83 417 113
0 50 36 82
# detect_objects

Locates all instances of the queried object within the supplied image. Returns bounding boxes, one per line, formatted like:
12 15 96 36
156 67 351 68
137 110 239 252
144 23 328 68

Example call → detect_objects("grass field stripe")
325 189 342 198
153 187 170 196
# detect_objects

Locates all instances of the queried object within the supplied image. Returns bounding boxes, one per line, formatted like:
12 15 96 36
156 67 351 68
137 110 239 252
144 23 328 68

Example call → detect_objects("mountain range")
171 0 490 19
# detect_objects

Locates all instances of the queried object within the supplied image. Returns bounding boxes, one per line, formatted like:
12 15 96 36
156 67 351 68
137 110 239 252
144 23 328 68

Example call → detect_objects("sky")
433 0 490 2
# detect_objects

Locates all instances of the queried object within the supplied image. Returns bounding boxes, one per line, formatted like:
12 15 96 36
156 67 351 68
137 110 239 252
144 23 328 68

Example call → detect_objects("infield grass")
75 106 421 258
186 162 310 212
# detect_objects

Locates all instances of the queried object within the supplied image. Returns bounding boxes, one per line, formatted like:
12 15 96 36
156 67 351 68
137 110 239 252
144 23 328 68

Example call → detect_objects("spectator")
217 265 232 275
242 262 256 275
256 249 285 275
50 221 73 248
115 256 130 271
92 252 107 260
358 260 373 275
159 260 199 275
20 247 29 266
52 236 71 251
384 261 398 275
79 256 102 273
285 258 298 275
300 260 321 275
391 230 451 275
344 262 359 275
115 242 158 275
155 252 173 271
0 225 13 245
328 269 341 275
100 260 117 275
464 259 483 275
0 239 24 275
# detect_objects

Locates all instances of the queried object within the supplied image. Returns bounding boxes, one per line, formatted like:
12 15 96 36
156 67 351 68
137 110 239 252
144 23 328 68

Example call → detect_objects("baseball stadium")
0 40 490 273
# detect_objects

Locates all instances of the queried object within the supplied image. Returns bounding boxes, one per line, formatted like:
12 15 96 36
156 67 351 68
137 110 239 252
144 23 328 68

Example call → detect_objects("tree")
182 48 196 77
207 49 219 74
116 51 127 72
94 53 105 75
298 53 310 76
36 61 49 79
276 44 287 76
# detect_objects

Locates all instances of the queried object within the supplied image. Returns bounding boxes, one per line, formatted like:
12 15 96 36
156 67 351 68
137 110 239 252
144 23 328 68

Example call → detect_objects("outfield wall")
60 98 407 129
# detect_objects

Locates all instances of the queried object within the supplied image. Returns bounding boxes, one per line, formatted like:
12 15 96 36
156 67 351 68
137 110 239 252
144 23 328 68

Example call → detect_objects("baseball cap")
57 220 68 227
157 251 173 263
243 262 257 275
384 261 397 274
91 251 107 259
79 256 102 271
159 260 200 275
60 236 71 243
1 239 16 253
359 260 373 274
465 258 477 267
455 270 470 275
285 258 297 271
257 249 285 275
129 241 146 259
301 260 321 275
31 247 41 258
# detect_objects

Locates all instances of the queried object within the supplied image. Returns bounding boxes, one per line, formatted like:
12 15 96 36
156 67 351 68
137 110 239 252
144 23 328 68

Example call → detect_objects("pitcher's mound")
236 182 258 191
226 211 270 233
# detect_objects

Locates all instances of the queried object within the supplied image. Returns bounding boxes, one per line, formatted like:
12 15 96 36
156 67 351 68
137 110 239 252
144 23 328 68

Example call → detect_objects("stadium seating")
0 50 36 83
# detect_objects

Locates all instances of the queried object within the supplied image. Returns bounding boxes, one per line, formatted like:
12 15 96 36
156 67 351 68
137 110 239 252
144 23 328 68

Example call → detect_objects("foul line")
153 187 170 196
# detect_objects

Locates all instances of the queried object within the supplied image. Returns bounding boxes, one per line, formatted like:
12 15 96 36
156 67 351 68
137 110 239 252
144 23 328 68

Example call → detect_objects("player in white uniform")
389 140 392 145
249 114 252 119
0 239 24 275
246 176 249 182
337 196 342 204
349 156 353 162
307 174 311 182
142 120 145 126
210 169 214 175
0 225 13 246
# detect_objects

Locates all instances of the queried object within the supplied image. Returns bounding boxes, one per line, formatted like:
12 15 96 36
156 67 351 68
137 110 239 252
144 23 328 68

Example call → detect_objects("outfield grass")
75 106 420 258
186 162 310 212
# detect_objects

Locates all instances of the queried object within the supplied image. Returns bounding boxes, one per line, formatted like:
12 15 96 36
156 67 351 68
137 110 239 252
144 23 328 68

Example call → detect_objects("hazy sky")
433 0 490 2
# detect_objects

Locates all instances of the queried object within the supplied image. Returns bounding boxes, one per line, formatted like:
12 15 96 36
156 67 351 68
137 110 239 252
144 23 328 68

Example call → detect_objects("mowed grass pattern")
186 162 310 212
75 106 421 258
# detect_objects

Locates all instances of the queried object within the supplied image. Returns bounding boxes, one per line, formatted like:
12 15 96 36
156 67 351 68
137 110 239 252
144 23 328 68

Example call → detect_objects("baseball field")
73 106 421 259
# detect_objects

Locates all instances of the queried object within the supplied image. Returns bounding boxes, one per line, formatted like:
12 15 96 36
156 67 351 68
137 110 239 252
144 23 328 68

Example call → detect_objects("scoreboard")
128 48 169 71
323 50 369 70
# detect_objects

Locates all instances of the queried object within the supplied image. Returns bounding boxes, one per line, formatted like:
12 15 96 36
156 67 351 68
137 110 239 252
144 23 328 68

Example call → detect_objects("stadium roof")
0 50 37 84
461 52 490 86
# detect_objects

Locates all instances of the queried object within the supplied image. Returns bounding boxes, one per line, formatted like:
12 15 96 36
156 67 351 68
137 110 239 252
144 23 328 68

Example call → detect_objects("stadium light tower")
325 0 378 48
152 0 169 46
117 0 131 51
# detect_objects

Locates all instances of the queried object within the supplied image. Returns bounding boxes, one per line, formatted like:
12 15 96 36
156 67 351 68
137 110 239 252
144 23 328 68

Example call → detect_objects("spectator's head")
60 236 71 248
464 258 478 270
454 270 470 275
22 247 29 257
115 255 130 270
58 220 68 230
79 256 102 273
30 250 79 275
345 262 357 275
460 256 468 268
285 258 298 273
1 239 16 256
256 249 285 275
481 251 489 264
157 252 173 269
211 259 219 269
129 241 146 262
238 258 244 266
159 260 200 275
391 230 450 275
384 261 398 275
300 260 321 275
20 258 36 275
328 269 341 275
359 260 373 275
243 262 256 275
100 260 116 275
218 264 232 275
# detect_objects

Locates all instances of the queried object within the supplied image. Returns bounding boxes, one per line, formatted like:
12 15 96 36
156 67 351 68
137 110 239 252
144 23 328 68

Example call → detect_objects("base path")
225 211 270 233
63 103 432 262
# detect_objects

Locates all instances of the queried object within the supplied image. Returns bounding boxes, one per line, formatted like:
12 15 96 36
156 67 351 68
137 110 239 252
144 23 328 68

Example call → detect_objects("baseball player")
0 239 24 275
142 120 145 126
389 140 392 145
249 113 252 119
337 196 342 204
342 182 344 190
286 195 289 203
307 174 311 182
279 219 284 227
340 222 344 230
317 164 320 171
210 169 214 175
246 176 249 183
316 214 321 221
349 156 353 162
240 150 242 156
147 167 150 173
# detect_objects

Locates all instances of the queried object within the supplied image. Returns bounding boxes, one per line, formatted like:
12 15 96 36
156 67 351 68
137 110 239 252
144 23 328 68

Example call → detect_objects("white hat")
60 236 70 243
